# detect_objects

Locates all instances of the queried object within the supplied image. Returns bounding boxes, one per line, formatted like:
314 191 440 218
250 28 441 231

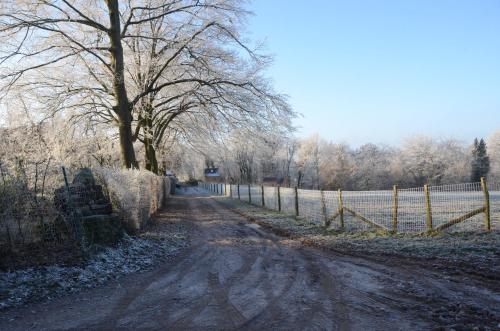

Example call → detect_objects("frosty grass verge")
217 197 500 279
0 231 187 310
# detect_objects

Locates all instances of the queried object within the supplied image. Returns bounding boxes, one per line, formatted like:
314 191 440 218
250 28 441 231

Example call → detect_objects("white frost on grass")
0 232 187 310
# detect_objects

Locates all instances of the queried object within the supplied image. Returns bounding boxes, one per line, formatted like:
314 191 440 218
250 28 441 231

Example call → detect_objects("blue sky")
247 0 500 146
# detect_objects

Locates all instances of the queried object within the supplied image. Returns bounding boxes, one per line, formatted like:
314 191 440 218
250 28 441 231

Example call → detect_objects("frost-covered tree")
296 135 322 189
486 130 500 183
397 136 445 186
125 1 292 174
471 138 490 182
0 0 146 168
319 142 354 190
0 0 292 171
352 144 395 190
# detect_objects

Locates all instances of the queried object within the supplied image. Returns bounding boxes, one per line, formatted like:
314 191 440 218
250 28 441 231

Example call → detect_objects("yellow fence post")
392 185 398 233
424 184 433 231
338 189 344 229
480 177 491 231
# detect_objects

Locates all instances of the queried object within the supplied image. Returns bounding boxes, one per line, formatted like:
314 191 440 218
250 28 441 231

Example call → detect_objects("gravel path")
0 187 499 330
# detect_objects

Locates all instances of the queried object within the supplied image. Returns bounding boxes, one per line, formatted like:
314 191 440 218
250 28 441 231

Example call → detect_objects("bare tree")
1 0 285 170
124 1 292 174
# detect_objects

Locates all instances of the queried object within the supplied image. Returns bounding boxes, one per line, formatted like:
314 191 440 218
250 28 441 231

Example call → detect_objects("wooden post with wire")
392 185 398 233
481 177 491 231
248 184 251 204
294 186 299 216
237 183 240 200
261 185 265 207
424 184 433 231
338 189 344 229
277 186 282 212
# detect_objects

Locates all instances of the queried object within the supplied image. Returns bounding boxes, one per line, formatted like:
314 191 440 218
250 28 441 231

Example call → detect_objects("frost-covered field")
0 231 187 310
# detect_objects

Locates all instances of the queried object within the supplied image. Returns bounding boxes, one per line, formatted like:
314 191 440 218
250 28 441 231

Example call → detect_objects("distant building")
204 167 222 183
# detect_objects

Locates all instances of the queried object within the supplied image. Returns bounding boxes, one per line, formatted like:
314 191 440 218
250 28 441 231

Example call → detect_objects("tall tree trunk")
144 139 159 174
106 0 138 169
141 104 159 174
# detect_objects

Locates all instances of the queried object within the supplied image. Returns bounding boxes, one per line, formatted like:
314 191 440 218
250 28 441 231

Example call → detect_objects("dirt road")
1 188 499 330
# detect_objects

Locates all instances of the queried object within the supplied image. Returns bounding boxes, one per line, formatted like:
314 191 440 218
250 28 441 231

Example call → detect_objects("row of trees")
0 1 498 192
0 0 293 173
172 130 500 190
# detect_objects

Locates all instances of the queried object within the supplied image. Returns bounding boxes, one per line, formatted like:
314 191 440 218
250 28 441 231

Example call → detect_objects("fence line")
200 178 498 233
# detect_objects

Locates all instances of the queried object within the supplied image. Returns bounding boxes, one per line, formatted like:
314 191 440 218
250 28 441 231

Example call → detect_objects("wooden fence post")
294 186 299 216
248 184 252 204
224 183 227 196
229 184 232 198
481 177 491 231
424 184 433 231
392 185 398 233
261 185 265 207
277 186 281 212
320 189 328 228
237 183 240 200
338 189 344 229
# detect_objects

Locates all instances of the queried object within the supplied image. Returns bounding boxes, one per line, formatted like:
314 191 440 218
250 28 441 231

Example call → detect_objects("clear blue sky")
248 0 500 146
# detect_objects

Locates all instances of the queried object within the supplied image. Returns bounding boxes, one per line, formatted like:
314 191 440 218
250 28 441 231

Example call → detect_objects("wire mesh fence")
489 181 500 230
201 179 497 233
250 186 262 206
264 186 278 210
